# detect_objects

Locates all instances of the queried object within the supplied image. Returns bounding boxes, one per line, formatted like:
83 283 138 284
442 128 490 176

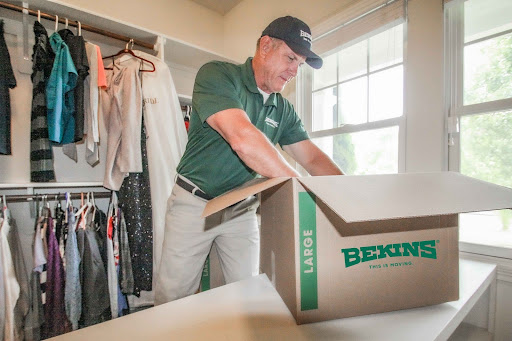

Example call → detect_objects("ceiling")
189 0 244 15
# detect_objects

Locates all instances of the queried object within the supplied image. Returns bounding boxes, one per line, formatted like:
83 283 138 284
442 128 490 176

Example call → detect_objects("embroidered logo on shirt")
265 117 279 128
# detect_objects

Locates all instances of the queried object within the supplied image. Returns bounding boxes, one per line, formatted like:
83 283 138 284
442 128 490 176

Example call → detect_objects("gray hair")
256 36 283 52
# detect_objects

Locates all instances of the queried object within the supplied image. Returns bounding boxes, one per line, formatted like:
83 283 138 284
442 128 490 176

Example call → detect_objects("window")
301 23 405 175
445 0 512 252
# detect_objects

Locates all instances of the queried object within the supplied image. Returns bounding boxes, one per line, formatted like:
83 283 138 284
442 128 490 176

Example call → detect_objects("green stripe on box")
201 255 210 291
299 192 318 311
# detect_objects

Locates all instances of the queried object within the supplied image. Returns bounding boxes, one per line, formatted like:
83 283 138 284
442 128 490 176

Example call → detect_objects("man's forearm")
231 126 300 178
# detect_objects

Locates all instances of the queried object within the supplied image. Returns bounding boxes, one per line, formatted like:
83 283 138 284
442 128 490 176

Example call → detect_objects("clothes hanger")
37 10 41 23
2 194 9 221
75 192 91 229
39 194 50 219
64 192 71 224
54 15 58 32
65 192 72 209
102 38 156 72
90 191 97 226
75 192 90 217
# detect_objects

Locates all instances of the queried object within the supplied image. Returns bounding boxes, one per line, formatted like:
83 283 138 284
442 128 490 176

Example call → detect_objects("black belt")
176 177 213 200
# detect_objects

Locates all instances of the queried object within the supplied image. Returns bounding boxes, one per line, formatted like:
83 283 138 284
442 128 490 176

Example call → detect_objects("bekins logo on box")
341 240 438 268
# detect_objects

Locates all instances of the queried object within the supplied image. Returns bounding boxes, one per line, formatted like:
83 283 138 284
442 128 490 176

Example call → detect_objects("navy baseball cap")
261 16 323 69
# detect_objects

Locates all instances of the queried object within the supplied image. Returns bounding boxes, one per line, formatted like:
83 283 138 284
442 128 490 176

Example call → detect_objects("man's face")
260 39 306 93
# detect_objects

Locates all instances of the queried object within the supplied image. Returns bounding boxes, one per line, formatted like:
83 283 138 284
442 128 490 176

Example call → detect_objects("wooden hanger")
102 38 155 72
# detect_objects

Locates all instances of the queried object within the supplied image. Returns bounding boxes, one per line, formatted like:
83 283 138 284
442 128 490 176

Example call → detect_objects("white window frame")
297 20 407 175
444 0 512 259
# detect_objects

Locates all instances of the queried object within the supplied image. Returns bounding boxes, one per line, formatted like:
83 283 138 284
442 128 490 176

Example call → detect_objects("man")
154 16 343 304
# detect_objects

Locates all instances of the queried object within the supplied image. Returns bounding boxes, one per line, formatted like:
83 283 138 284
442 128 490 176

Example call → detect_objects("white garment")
134 50 188 283
258 87 271 103
84 42 100 166
1 211 21 341
33 217 47 273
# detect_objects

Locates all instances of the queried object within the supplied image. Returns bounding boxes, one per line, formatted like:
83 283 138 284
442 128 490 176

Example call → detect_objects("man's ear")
259 35 273 57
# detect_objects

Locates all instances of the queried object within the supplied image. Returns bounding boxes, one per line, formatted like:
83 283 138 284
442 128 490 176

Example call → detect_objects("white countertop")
49 259 496 341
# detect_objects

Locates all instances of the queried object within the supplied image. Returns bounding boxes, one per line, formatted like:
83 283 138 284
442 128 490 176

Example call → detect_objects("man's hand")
283 139 343 176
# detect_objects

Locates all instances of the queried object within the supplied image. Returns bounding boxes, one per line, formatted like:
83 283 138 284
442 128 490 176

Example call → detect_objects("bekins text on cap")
261 16 323 69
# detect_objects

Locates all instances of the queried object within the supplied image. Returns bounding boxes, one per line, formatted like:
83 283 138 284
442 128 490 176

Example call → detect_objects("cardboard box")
203 172 512 324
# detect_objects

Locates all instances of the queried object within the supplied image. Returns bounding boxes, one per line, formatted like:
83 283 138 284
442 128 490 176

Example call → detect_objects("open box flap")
298 172 512 223
202 177 289 217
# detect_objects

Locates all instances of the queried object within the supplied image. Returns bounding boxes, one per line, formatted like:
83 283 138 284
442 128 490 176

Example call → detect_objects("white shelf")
50 259 496 341
178 94 193 106
0 0 235 70
0 182 106 189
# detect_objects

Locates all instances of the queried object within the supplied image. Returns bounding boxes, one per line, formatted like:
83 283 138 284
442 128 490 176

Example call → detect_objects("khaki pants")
154 179 259 305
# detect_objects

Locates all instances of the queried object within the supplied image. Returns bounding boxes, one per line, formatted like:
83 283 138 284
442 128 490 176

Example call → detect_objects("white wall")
222 0 358 63
56 0 225 56
404 0 445 172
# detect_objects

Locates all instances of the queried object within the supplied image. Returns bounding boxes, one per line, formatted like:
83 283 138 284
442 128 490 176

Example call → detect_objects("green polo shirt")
176 57 309 198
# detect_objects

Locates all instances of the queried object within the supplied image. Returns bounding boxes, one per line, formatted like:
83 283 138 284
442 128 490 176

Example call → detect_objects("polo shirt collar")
242 57 277 107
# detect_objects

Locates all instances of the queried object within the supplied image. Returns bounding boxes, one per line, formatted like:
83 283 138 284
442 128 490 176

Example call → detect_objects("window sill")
459 241 512 260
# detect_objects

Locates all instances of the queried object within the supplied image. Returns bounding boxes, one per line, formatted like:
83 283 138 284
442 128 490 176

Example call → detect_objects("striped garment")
30 21 56 182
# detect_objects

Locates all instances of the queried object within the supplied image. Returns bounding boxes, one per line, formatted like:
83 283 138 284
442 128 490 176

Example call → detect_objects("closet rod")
0 1 155 50
4 191 111 203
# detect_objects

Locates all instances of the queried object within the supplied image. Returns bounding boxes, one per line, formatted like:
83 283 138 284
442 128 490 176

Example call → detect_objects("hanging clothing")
64 207 81 331
33 216 47 272
116 266 128 316
24 272 44 341
0 20 17 155
134 50 188 280
46 32 77 144
97 46 107 88
118 209 134 295
6 214 30 341
58 28 89 142
59 29 89 162
53 202 66 262
24 216 46 341
42 217 71 339
0 211 21 341
30 21 56 182
106 215 118 319
0 229 5 340
83 42 102 166
117 115 153 295
95 209 109 282
77 209 110 328
101 51 187 302
100 59 143 190
113 220 128 316
37 217 48 308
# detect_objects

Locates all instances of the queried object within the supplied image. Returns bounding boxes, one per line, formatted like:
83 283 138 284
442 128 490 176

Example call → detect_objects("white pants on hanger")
154 180 259 305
